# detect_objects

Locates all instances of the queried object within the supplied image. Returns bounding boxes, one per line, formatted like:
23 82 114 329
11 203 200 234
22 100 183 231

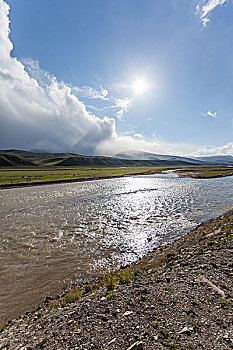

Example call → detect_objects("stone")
179 326 193 335
126 341 143 350
107 338 116 345
123 311 133 316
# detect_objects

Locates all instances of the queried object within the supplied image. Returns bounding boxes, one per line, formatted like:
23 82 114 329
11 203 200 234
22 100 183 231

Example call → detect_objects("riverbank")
0 166 162 189
0 172 158 190
1 165 233 189
176 169 233 179
0 210 232 349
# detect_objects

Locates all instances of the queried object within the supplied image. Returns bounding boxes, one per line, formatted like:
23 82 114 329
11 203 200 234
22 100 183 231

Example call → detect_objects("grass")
192 321 201 333
1 165 233 188
175 166 233 179
151 321 158 328
218 297 229 307
195 170 233 178
106 292 117 299
0 166 167 186
0 324 6 333
0 339 11 349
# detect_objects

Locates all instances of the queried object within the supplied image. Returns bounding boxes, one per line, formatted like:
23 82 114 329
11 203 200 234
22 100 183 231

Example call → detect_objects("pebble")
107 338 116 345
126 341 143 350
179 326 193 335
123 311 134 317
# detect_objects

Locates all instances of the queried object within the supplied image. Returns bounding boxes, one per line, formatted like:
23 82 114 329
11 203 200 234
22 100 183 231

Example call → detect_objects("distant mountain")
114 150 205 165
0 149 206 167
1 149 232 167
55 156 200 167
193 155 233 165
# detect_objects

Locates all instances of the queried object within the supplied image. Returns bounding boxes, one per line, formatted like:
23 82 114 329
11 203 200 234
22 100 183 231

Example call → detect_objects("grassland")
0 166 166 187
1 165 233 188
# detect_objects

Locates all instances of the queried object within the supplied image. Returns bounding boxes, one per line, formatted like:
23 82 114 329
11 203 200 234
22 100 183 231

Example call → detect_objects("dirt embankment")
0 210 233 350
175 170 233 179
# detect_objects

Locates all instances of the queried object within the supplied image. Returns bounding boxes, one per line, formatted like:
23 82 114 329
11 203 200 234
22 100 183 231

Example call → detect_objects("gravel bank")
0 210 233 350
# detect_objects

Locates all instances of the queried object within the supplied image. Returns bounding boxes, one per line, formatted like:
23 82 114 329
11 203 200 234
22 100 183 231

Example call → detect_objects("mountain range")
0 149 233 167
114 150 233 165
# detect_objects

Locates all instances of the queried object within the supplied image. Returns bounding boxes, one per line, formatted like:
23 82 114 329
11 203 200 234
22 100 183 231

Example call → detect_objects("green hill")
0 149 203 167
0 154 34 166
0 149 226 168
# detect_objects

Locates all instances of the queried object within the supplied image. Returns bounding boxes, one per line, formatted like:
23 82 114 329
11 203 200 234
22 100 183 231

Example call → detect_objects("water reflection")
0 175 233 320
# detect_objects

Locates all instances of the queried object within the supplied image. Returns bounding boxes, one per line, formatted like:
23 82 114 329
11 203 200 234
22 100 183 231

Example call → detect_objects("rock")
126 341 143 350
107 338 116 345
179 326 193 335
123 311 133 316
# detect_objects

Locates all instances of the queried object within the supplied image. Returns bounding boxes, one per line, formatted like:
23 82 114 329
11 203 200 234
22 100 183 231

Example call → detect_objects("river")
1 174 233 321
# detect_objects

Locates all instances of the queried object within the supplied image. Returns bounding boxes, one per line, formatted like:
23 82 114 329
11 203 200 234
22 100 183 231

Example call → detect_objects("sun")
132 78 148 94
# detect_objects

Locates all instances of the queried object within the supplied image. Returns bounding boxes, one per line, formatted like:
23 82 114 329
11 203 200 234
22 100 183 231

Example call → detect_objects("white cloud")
96 135 178 157
134 133 143 138
84 96 133 121
114 98 133 120
196 0 228 27
74 85 109 100
202 110 217 117
21 58 53 87
192 142 233 156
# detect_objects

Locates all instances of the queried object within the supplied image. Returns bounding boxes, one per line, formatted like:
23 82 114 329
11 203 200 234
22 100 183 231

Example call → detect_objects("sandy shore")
0 209 232 349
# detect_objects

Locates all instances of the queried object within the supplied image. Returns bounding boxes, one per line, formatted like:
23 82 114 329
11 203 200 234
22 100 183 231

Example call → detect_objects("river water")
1 174 233 321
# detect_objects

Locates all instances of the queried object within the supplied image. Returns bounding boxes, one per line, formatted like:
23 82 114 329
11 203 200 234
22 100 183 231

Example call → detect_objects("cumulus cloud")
0 0 117 155
202 110 217 118
196 0 228 27
192 142 233 156
96 134 177 157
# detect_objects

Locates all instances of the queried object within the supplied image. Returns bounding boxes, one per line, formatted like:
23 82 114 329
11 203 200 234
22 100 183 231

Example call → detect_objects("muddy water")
1 174 233 321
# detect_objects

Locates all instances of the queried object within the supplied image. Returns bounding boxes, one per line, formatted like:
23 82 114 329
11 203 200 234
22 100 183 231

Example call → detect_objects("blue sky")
0 0 233 156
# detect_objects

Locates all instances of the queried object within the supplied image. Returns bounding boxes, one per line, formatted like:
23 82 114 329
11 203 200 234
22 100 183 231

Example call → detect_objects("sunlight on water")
0 174 233 320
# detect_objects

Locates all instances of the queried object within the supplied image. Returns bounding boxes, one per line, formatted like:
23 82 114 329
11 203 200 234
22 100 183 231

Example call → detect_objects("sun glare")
133 78 148 94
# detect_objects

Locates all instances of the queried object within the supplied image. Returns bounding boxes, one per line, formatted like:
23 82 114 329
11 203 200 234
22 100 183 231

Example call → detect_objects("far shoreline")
0 170 159 190
1 168 233 190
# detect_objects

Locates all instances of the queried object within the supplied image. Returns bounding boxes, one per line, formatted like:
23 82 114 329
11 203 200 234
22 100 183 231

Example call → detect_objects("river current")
1 174 233 320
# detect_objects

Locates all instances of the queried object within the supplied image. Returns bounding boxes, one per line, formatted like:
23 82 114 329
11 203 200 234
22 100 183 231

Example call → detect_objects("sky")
0 0 233 156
